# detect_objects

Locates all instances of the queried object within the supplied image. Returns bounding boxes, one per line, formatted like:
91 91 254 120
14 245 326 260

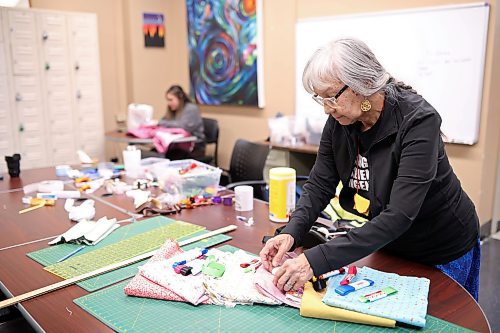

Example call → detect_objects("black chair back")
229 139 269 183
197 117 219 166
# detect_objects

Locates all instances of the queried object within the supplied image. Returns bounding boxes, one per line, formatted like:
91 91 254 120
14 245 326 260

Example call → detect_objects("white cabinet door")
39 13 69 74
0 9 4 43
0 75 15 174
10 44 39 75
14 75 42 105
39 12 66 43
0 44 6 75
13 75 47 168
68 15 98 45
1 9 104 169
43 44 69 72
8 10 36 44
39 11 78 166
69 14 104 162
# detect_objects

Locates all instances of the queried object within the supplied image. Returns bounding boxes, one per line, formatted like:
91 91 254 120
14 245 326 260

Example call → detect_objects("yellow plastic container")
269 167 296 223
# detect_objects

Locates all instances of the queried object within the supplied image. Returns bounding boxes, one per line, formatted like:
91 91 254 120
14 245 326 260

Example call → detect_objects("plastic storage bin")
165 159 222 198
140 157 169 167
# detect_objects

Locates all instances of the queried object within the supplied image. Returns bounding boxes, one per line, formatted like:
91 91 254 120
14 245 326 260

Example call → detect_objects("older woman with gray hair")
260 38 480 300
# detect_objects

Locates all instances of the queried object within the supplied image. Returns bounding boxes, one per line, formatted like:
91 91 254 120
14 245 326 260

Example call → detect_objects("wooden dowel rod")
0 225 237 309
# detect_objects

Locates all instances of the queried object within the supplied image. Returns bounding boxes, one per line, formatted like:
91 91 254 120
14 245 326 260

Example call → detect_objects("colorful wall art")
186 0 264 107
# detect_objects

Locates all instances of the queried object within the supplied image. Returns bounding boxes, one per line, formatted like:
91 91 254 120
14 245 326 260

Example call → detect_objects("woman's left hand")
273 253 314 291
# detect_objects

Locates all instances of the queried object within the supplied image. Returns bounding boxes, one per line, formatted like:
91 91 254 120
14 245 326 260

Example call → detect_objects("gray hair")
302 38 415 98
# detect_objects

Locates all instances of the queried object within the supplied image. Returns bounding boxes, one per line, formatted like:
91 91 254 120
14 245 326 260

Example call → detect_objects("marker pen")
359 287 397 303
335 278 374 296
318 266 348 280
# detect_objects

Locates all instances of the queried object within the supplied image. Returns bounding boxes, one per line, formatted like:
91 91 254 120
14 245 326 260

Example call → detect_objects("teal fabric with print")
322 266 430 327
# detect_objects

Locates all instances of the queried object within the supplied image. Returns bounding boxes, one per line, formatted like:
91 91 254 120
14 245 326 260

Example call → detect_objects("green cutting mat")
44 221 204 279
27 216 181 266
27 217 231 291
74 246 476 333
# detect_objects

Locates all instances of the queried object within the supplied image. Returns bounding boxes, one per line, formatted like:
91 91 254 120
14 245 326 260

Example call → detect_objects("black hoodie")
281 87 479 276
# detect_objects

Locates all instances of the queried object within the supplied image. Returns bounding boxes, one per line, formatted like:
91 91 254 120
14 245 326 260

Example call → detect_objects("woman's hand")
273 253 314 291
259 234 294 271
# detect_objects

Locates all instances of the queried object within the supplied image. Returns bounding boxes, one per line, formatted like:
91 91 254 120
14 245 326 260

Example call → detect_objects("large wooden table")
0 168 491 332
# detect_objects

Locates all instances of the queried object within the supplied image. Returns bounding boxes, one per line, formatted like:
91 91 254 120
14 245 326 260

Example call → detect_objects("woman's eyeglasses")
312 85 349 107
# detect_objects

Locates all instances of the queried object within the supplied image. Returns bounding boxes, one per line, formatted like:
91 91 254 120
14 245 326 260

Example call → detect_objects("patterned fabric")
322 267 430 327
253 252 301 308
300 282 396 327
203 250 280 307
435 239 481 301
139 248 226 305
124 240 198 303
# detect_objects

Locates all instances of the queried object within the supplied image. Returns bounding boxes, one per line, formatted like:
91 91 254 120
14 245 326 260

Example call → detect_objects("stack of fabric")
320 266 430 328
124 240 428 329
124 240 210 304
253 252 303 308
202 250 280 307
124 240 290 307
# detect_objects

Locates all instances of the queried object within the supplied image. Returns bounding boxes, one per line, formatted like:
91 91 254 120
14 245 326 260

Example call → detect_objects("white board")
295 3 489 145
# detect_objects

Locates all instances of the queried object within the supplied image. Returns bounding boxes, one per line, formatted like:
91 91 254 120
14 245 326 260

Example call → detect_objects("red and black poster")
143 13 165 48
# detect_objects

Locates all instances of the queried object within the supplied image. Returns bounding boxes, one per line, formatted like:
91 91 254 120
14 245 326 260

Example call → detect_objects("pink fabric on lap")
127 125 194 154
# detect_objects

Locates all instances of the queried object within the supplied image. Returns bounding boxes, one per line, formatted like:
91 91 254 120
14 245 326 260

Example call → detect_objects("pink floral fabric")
123 240 209 304
254 252 301 308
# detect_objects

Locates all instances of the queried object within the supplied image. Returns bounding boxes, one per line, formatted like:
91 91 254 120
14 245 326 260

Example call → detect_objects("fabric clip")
244 261 261 273
311 276 327 291
318 266 348 280
340 266 357 286
240 258 259 268
180 266 193 276
174 265 185 274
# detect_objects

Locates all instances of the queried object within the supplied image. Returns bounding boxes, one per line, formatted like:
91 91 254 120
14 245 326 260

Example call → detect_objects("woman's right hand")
259 234 295 271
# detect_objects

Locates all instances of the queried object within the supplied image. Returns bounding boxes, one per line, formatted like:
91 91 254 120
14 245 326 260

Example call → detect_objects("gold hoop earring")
360 98 371 112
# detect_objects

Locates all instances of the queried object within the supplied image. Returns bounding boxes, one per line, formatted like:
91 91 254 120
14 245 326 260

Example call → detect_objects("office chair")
222 141 330 218
222 139 311 203
220 139 270 199
195 117 219 166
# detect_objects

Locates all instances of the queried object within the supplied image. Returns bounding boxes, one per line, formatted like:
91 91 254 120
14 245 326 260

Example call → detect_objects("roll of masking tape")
37 180 64 193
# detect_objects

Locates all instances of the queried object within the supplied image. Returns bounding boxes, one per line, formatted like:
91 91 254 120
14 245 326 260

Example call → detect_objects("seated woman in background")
159 85 206 159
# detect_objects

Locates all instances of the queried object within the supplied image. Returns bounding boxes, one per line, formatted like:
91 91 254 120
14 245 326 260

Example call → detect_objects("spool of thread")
212 196 222 204
222 197 233 206
269 167 296 223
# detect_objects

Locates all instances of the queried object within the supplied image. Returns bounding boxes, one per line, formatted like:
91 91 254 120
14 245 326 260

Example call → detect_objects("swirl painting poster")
186 0 264 107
